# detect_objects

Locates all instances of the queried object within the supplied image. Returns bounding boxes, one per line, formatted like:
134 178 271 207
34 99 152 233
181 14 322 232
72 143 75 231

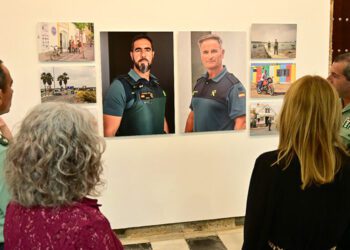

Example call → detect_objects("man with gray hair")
0 60 14 250
328 52 350 148
185 34 246 132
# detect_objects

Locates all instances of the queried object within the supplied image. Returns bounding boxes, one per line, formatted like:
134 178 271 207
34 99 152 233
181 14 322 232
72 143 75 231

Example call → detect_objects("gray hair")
334 52 350 81
5 102 105 207
198 34 223 48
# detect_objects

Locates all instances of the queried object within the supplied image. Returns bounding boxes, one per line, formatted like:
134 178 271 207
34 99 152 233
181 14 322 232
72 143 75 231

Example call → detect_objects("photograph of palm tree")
40 66 96 103
37 22 94 62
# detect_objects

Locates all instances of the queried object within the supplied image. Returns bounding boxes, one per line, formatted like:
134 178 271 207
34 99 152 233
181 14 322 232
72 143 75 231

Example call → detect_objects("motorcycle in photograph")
257 77 274 96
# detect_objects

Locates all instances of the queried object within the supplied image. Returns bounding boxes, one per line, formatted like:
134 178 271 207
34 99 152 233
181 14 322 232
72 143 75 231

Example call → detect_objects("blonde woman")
243 76 350 249
4 103 123 249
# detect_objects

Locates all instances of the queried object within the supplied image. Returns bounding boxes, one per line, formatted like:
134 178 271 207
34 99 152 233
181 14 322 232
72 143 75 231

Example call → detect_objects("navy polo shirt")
190 67 246 132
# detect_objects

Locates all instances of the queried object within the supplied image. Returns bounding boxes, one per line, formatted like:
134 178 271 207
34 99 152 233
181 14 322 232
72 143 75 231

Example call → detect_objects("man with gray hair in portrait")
185 34 246 132
328 52 350 148
0 60 14 250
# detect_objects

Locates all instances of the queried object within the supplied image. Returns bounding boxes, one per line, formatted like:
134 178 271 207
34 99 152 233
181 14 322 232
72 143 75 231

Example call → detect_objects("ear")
0 90 4 106
130 51 133 61
222 49 225 57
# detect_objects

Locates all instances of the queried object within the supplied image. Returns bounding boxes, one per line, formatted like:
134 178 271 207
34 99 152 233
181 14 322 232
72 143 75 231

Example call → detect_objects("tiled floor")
122 228 243 250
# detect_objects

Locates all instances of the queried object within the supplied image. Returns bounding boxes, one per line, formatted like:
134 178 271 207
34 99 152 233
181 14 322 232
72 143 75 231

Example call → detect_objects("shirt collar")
203 66 227 83
128 69 158 85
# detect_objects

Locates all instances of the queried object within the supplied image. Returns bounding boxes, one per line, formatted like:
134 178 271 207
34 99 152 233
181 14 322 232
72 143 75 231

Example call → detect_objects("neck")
207 65 224 79
133 67 150 81
343 97 350 108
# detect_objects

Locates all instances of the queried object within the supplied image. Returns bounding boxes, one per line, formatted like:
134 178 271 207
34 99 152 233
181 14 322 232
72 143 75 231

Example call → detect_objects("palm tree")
41 72 47 93
57 75 64 90
62 72 69 89
46 73 54 91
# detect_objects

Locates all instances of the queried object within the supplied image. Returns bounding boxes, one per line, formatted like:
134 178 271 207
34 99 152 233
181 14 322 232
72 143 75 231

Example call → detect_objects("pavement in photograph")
251 45 295 59
250 125 278 136
250 83 290 98
42 94 78 103
39 45 94 62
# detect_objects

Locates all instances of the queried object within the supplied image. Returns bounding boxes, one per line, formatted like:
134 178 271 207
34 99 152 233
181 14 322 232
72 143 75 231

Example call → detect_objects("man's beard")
134 59 152 73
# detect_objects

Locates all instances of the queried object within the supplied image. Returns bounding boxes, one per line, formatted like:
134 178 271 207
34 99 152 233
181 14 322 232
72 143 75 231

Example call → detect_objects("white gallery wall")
0 0 330 229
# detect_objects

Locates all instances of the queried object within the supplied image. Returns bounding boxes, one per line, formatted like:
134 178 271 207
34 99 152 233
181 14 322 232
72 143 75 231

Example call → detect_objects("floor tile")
218 229 243 250
186 235 227 250
152 239 190 250
124 242 153 250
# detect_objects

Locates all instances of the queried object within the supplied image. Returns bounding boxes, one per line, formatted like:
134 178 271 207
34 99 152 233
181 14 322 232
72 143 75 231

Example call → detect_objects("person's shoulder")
111 75 129 85
72 198 101 214
255 150 279 169
193 76 206 89
195 75 206 83
224 72 241 85
107 78 127 95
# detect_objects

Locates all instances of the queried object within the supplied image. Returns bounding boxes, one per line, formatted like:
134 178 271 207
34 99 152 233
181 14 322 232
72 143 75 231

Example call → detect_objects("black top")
243 150 350 250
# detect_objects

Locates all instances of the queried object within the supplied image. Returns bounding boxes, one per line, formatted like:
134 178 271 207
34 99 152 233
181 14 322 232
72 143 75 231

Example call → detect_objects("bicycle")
50 46 62 61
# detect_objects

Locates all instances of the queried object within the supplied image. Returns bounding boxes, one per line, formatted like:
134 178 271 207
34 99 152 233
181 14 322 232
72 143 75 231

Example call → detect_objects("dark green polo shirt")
103 69 166 136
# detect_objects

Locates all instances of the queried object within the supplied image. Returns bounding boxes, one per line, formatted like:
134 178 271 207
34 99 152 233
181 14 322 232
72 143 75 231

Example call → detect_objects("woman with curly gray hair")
3 102 123 249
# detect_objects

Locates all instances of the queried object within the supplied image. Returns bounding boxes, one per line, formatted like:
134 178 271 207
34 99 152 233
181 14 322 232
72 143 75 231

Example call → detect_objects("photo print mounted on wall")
251 24 297 59
250 63 296 98
37 22 94 62
250 102 282 136
180 31 247 133
40 66 96 103
100 31 174 137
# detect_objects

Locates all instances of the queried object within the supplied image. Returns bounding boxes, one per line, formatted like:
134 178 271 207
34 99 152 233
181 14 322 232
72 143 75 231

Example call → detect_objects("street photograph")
40 66 96 103
37 22 94 62
250 102 282 136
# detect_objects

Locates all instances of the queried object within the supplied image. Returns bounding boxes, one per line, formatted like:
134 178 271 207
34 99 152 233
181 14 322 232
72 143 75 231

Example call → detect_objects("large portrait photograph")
179 31 247 133
37 22 94 62
100 32 174 137
251 24 297 59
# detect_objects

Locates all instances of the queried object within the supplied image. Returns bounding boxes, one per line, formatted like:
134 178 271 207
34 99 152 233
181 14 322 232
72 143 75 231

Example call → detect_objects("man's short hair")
130 34 154 51
334 52 350 81
198 34 223 48
0 60 7 92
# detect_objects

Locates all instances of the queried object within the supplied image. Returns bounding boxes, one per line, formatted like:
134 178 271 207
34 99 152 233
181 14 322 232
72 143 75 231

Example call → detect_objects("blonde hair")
276 75 347 189
5 102 105 207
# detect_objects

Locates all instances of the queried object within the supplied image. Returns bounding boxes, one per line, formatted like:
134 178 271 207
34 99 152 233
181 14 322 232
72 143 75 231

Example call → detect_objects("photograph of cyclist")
37 22 94 62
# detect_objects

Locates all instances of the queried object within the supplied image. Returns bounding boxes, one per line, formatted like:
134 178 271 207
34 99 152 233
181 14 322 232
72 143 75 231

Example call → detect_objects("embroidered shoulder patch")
238 92 246 98
343 117 350 129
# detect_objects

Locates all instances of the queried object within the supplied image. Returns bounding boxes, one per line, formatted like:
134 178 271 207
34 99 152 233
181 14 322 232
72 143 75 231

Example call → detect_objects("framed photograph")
37 22 94 62
250 63 296 98
250 102 282 136
251 24 297 59
40 66 96 103
100 32 174 137
179 31 247 133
